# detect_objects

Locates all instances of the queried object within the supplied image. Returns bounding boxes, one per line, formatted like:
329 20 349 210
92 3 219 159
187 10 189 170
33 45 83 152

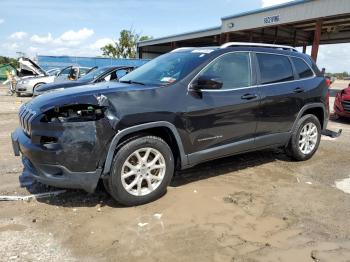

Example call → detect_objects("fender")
102 121 188 175
292 103 328 131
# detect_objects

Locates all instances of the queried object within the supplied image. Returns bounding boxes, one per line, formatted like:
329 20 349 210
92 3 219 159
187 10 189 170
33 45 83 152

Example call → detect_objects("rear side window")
291 57 314 79
257 53 294 85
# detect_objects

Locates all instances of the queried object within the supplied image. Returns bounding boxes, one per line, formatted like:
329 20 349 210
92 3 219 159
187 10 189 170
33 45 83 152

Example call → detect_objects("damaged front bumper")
11 89 122 192
21 155 102 193
11 118 114 192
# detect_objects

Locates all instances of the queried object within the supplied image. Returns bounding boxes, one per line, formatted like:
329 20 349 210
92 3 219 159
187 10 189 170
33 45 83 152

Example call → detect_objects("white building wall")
222 0 350 32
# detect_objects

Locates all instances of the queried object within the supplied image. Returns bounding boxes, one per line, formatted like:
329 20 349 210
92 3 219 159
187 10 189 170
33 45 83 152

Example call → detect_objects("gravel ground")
0 82 349 262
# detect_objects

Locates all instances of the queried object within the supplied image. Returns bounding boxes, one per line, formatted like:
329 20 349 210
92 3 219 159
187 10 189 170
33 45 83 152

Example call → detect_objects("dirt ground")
0 82 349 262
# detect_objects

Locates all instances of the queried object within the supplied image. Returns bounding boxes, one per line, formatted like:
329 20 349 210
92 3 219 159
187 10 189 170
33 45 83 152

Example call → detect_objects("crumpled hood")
19 57 46 76
27 81 158 113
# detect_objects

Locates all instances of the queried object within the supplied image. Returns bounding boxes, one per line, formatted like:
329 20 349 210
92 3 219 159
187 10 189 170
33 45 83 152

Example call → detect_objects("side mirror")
191 75 223 90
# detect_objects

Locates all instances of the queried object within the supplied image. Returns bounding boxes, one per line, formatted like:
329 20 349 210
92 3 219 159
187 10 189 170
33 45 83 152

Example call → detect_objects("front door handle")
241 93 258 100
293 87 304 93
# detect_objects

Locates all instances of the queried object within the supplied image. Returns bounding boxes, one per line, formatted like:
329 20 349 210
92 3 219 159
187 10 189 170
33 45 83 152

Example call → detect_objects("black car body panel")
11 46 329 193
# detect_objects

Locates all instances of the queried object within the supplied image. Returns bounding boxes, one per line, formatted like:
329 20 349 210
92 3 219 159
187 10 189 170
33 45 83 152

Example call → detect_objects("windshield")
119 51 211 86
79 67 111 82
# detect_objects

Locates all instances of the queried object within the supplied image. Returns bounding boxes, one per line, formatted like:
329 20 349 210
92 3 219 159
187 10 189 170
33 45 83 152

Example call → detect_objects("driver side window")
198 52 251 90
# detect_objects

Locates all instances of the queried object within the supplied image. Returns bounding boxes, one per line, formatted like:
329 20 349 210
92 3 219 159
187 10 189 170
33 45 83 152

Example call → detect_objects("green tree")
139 35 153 42
0 56 19 68
329 71 349 80
101 44 119 58
101 30 152 59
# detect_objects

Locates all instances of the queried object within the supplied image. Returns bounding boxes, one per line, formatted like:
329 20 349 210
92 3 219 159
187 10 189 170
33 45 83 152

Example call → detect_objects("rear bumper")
11 128 101 193
335 109 350 118
334 98 350 118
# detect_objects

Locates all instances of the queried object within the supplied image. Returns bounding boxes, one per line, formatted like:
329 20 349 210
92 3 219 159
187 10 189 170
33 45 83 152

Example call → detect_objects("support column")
311 20 322 61
302 44 307 54
219 33 225 44
273 27 278 44
248 31 253 42
226 33 230 43
293 30 297 47
171 42 177 50
138 47 142 59
220 33 230 44
261 28 265 43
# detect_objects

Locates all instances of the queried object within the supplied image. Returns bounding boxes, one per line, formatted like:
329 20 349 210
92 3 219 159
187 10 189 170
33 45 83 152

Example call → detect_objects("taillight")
325 78 331 87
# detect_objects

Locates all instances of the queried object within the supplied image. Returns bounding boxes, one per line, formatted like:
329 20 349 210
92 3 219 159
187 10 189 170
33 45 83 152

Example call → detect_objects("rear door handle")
293 87 304 93
241 93 258 100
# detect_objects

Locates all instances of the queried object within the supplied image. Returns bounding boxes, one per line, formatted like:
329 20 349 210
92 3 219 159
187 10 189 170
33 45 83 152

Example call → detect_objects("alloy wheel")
298 122 318 155
121 147 166 196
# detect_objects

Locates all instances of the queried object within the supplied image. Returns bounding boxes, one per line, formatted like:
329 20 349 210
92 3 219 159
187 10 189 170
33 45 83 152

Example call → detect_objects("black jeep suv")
11 43 329 206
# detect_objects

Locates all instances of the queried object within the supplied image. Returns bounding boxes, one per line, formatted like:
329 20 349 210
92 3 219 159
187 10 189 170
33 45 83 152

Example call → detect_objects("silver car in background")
15 57 55 96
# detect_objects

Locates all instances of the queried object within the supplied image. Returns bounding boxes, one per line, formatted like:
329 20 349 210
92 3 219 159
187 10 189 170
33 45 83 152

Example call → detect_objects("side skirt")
186 132 290 168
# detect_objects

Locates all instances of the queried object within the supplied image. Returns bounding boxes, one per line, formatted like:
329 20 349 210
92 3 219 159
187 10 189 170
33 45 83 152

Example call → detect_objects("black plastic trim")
187 132 290 167
292 103 328 131
102 121 188 175
188 138 255 165
22 156 101 193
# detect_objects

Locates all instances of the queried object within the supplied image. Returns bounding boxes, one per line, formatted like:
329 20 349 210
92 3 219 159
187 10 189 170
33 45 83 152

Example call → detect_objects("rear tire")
108 136 174 206
286 114 321 161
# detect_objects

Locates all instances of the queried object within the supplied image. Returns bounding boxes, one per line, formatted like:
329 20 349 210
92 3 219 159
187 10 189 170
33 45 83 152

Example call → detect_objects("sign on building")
264 15 280 24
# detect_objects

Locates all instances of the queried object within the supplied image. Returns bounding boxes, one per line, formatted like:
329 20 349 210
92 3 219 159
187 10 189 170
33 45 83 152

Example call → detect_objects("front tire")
286 114 321 161
108 136 174 206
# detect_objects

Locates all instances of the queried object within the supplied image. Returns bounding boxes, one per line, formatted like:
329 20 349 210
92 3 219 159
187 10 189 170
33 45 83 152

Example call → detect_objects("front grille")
342 100 350 113
18 104 37 136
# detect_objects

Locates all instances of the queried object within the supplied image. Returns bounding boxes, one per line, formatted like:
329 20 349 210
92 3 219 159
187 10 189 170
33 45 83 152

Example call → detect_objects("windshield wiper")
120 80 145 85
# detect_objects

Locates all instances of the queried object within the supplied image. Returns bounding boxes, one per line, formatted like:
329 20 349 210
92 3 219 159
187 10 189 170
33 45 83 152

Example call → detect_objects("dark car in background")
12 43 329 206
34 66 135 96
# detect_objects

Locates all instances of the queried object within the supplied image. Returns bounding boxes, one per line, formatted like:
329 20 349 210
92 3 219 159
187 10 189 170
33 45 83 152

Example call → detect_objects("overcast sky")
0 0 349 73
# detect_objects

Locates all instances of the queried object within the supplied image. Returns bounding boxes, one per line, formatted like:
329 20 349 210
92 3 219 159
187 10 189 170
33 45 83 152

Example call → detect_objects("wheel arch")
102 121 188 175
294 103 327 131
32 82 46 93
34 82 46 88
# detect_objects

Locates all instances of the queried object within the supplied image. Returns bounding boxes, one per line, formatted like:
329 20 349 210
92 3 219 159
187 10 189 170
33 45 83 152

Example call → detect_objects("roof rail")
170 47 194 53
220 42 298 52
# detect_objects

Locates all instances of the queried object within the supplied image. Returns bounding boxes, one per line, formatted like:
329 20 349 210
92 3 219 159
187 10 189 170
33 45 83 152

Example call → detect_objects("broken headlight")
41 104 104 123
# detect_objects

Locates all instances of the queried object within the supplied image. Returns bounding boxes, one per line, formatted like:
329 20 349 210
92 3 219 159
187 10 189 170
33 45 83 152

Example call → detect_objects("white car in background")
15 58 55 96
15 58 93 96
